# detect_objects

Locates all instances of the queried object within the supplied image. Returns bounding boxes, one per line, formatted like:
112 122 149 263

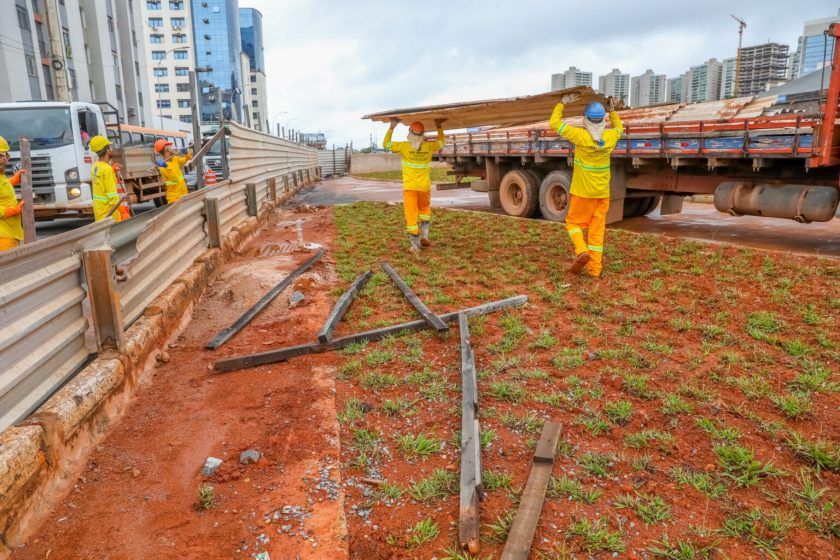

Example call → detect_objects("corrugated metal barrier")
0 221 110 431
0 123 318 431
318 147 350 176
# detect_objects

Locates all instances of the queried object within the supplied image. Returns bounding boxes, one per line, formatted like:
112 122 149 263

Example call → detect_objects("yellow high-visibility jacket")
550 102 623 199
383 128 445 192
91 161 122 223
0 175 23 241
160 152 192 204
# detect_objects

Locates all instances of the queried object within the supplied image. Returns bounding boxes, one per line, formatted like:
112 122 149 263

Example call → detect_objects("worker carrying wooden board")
382 118 446 255
549 94 622 278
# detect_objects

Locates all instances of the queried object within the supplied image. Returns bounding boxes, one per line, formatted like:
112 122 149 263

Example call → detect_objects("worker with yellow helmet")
0 135 26 252
89 135 123 223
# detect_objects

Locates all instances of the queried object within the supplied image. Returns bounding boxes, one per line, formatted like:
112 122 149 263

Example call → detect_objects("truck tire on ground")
538 170 572 222
499 169 540 218
622 195 660 218
470 180 489 193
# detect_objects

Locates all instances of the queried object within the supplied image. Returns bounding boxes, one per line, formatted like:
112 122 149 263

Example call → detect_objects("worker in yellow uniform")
550 94 622 277
89 135 123 223
383 118 446 254
0 136 26 251
155 139 193 204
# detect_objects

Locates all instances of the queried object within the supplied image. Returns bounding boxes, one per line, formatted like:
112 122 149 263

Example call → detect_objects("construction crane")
731 14 747 97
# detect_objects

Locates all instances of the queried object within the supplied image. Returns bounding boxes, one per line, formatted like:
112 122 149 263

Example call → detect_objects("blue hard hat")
584 102 606 122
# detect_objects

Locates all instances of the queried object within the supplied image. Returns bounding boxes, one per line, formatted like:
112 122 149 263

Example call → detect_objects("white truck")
0 101 190 220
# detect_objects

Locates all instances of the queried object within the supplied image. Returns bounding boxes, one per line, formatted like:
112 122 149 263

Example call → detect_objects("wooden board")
363 86 613 132
205 249 325 349
212 295 528 373
381 262 448 332
458 313 481 554
317 270 371 343
501 421 562 560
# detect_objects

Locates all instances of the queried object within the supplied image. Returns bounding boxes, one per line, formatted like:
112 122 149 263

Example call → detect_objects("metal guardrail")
318 147 350 176
0 123 319 431
0 221 111 431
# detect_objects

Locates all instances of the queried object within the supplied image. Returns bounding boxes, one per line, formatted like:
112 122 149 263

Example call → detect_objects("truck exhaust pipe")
714 182 839 223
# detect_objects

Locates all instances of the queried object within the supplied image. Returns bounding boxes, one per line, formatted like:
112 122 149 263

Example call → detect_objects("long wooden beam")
381 262 448 332
458 312 482 554
501 421 563 560
212 295 528 373
205 249 325 349
317 270 372 343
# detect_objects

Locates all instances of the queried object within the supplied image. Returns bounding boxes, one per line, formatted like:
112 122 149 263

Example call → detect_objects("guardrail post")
245 182 258 216
305 169 311 184
83 248 126 352
283 175 290 192
204 197 221 247
268 177 277 201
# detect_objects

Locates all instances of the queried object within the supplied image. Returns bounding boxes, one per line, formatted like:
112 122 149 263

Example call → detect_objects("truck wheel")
622 195 660 218
538 170 572 222
499 169 540 218
470 180 489 193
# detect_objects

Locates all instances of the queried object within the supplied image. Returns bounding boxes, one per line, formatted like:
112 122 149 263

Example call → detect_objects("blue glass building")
239 8 264 73
191 0 244 123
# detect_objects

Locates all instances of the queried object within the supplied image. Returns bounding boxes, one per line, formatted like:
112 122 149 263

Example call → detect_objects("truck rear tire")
622 195 660 218
538 170 572 222
499 169 540 218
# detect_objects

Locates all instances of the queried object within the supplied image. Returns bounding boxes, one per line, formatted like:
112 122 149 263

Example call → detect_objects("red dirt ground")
12 207 350 560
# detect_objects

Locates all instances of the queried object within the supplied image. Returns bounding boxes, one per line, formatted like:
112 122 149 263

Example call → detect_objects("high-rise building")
239 7 267 132
666 72 690 103
688 58 723 103
139 0 196 126
192 0 245 124
598 69 630 103
550 66 592 91
737 42 789 96
2 0 152 125
789 37 803 80
799 10 840 77
630 69 666 107
719 57 737 99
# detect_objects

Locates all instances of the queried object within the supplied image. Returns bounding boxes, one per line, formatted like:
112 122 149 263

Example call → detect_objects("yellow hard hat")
0 136 9 153
89 135 111 153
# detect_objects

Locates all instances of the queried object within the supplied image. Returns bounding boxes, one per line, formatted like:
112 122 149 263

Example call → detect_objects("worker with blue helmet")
549 93 623 277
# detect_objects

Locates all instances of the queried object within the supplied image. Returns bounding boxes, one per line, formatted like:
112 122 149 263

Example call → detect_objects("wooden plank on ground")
381 262 448 332
362 86 616 132
205 249 325 349
212 295 527 373
317 270 371 343
501 421 562 560
458 312 481 554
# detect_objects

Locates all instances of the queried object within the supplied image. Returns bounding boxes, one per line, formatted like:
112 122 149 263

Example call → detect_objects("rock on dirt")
289 291 305 307
240 449 261 465
203 457 223 476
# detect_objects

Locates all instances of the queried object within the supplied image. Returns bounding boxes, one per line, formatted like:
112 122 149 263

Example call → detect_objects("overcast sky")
243 0 837 148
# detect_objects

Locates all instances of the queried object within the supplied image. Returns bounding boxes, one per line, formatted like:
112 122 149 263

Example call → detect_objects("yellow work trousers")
403 190 431 235
565 195 609 277
165 182 188 205
0 238 21 252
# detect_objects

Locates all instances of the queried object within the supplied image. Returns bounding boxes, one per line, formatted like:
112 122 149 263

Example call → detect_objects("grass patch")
407 518 439 548
603 400 633 425
488 381 526 403
396 432 442 459
409 468 457 502
566 517 625 553
613 493 672 525
194 484 215 511
338 397 366 424
547 475 601 503
713 443 783 487
670 467 727 499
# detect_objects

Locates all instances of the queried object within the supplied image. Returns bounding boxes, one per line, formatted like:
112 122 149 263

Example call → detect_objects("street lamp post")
156 45 191 129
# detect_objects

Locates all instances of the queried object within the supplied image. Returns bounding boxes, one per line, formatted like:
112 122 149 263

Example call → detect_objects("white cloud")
242 0 838 147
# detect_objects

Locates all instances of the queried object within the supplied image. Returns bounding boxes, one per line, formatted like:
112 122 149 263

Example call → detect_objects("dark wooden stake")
501 421 563 560
381 262 448 332
205 249 325 349
459 312 482 554
212 295 528 373
19 137 36 243
317 270 372 343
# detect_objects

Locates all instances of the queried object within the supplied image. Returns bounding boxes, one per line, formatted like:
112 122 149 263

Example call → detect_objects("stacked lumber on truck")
363 86 614 132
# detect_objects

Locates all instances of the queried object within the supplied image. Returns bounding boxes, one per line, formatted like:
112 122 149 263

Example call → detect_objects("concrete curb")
0 172 316 556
